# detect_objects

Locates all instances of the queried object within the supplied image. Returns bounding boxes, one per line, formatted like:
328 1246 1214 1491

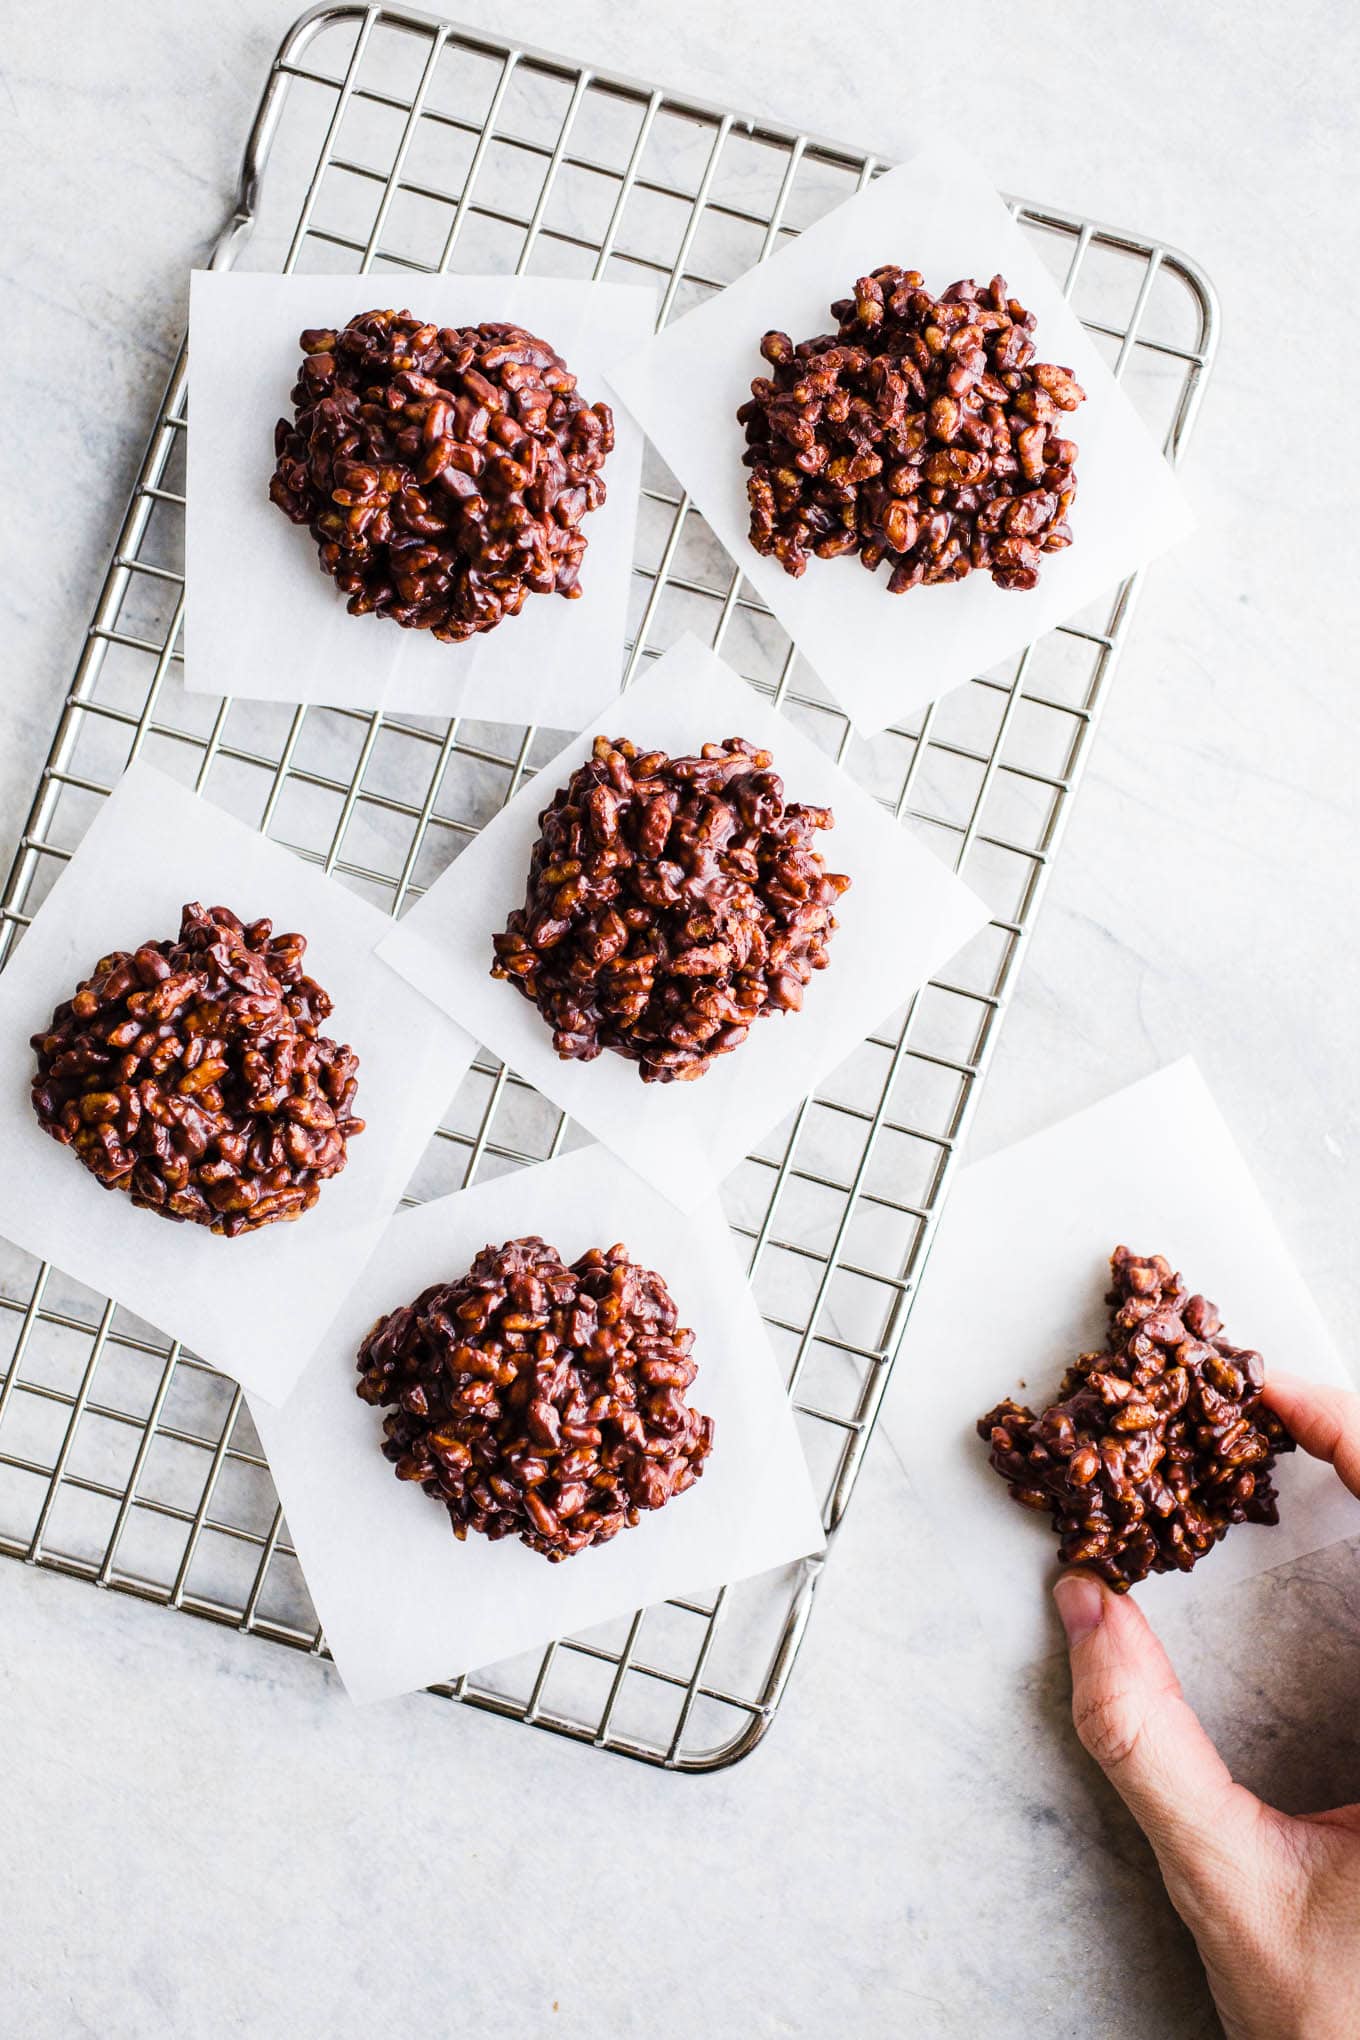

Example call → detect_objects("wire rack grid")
0 3 1217 1769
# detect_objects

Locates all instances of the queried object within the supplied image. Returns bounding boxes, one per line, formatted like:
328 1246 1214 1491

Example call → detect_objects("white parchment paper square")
376 635 990 1212
0 764 473 1404
606 150 1193 738
893 1060 1360 1665
250 1144 825 1703
186 271 655 719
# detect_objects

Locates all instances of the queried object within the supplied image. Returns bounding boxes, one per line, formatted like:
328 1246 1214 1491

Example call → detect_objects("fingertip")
1262 1368 1348 1410
1053 1569 1109 1648
1258 1366 1303 1392
1260 1373 1360 1499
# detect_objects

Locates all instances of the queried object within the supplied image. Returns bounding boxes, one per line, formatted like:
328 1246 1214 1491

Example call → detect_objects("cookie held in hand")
978 1246 1293 1589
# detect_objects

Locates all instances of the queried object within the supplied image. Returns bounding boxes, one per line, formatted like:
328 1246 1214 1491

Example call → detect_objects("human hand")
1053 1374 1360 2040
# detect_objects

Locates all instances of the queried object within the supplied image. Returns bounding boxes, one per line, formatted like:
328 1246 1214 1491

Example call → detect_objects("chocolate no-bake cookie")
30 903 363 1235
739 268 1084 594
357 1235 714 1561
491 733 851 1083
269 308 614 642
977 1246 1293 1589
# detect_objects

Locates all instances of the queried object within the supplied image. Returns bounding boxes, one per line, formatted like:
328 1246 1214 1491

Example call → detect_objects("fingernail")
1054 1572 1106 1646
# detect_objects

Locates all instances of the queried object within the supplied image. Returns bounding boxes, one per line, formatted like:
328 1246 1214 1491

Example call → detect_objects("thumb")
1054 1572 1259 1881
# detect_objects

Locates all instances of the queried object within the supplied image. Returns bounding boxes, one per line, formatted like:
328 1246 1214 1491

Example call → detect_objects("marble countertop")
2 3 1356 2034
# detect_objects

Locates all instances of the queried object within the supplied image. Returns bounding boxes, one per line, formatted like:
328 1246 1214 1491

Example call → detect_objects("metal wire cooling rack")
0 3 1217 1769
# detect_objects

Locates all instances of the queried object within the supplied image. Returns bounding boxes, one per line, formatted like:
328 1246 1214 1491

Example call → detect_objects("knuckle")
1072 1685 1146 1772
